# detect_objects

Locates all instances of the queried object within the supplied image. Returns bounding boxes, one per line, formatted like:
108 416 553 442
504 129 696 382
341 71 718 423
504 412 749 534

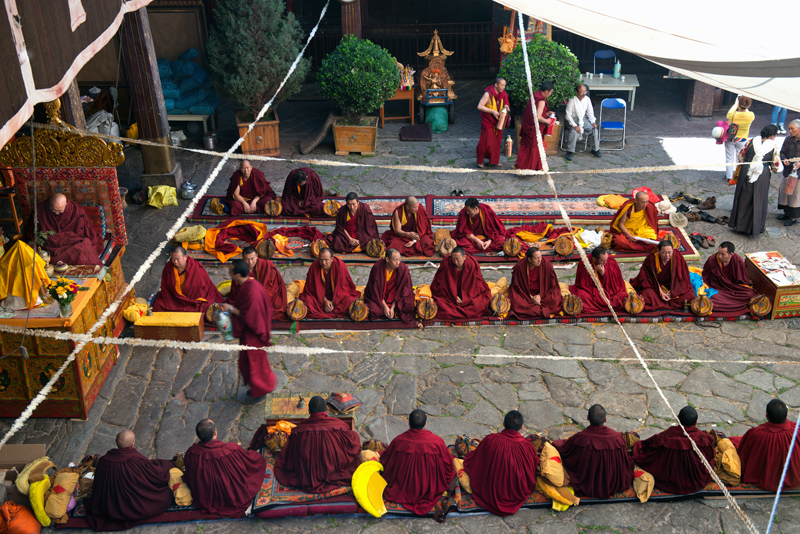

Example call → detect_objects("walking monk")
281 168 324 217
27 193 103 265
630 240 695 312
451 198 506 253
463 411 538 516
225 160 276 216
609 191 659 252
299 248 360 319
702 241 758 314
509 247 562 319
476 77 510 168
570 246 628 313
382 196 434 256
274 396 361 493
221 259 277 399
330 192 379 253
152 246 223 316
227 246 287 321
516 82 555 171
431 247 491 321
363 248 418 325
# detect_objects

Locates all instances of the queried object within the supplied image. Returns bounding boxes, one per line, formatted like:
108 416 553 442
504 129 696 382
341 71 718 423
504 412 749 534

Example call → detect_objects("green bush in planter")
499 34 581 110
207 0 310 121
317 35 400 125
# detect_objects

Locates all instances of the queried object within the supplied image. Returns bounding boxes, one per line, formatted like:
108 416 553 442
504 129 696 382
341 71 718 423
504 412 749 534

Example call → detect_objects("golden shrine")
416 30 457 103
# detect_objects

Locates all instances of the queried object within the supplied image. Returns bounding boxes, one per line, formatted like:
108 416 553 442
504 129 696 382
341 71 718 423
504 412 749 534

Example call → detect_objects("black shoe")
565 152 573 161
698 211 718 224
785 218 797 226
777 214 788 220
677 204 691 213
592 149 602 158
670 191 685 202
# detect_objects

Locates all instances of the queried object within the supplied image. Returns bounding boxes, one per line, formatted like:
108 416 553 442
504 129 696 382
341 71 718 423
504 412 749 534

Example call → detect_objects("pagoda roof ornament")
417 30 453 61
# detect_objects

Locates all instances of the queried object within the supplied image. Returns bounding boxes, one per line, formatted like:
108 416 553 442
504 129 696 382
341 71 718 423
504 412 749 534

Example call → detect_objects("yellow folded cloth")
597 194 628 209
287 280 306 303
174 225 206 243
123 302 149 323
134 312 201 328
414 284 432 302
147 186 179 209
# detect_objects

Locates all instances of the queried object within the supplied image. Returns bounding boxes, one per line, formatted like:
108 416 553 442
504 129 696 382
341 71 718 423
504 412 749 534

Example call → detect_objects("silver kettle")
180 180 197 200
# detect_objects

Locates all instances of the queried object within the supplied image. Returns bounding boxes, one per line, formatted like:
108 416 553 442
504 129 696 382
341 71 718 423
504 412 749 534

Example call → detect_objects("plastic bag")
176 87 211 110
189 94 220 115
171 59 196 81
157 58 172 79
86 110 113 134
161 79 180 100
179 68 210 94
425 106 448 133
147 186 178 209
164 99 175 112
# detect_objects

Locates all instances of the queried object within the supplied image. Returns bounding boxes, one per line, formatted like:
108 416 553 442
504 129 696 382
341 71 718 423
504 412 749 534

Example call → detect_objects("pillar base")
141 163 183 191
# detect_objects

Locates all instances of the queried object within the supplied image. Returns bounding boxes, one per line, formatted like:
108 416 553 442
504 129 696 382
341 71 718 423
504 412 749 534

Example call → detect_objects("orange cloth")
204 220 270 262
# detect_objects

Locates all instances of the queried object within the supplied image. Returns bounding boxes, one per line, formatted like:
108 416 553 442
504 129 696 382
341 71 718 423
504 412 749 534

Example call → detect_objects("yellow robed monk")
609 191 659 252
0 241 51 310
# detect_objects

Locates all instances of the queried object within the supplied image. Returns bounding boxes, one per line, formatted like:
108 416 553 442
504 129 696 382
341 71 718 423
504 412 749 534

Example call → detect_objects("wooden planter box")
237 110 280 156
332 116 378 156
516 117 560 156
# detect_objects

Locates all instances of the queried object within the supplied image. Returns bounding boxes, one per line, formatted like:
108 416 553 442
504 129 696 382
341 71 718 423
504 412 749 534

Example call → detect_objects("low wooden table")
379 89 415 129
745 251 800 320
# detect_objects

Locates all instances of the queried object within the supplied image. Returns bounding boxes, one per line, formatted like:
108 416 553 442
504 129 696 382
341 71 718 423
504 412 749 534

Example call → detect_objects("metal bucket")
203 132 218 151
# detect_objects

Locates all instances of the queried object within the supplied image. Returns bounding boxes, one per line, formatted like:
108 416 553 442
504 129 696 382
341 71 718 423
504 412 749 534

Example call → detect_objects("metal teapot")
180 180 197 200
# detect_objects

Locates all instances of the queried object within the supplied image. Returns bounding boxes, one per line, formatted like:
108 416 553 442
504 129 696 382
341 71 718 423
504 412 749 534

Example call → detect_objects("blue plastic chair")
599 98 626 150
594 49 616 74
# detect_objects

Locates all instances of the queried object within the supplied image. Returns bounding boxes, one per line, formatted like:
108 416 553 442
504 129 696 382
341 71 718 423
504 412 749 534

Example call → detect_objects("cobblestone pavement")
4 76 800 533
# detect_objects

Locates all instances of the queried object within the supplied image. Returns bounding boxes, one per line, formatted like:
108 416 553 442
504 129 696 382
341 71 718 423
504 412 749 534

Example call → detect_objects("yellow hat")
351 460 387 518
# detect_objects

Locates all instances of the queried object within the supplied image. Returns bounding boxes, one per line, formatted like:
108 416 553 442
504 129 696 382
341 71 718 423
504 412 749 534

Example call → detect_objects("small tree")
317 36 400 125
499 34 582 110
207 0 310 120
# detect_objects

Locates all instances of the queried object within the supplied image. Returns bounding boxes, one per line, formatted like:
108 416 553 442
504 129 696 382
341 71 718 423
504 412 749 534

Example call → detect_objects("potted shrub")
317 36 400 155
207 0 310 156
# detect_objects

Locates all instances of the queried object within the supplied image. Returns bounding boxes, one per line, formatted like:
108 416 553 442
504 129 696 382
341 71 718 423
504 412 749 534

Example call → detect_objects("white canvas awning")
496 0 799 111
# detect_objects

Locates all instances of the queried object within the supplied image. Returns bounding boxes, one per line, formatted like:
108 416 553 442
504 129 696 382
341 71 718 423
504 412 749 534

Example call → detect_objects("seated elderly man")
227 246 287 321
26 193 103 265
274 396 361 493
281 168 324 217
630 240 695 312
152 246 223 316
382 196 435 256
183 419 266 516
609 191 659 252
225 159 276 216
702 241 759 314
509 246 562 319
570 246 627 313
431 246 491 321
451 197 506 254
363 248 418 325
330 192 379 253
299 248 360 319
87 430 173 531
564 84 601 161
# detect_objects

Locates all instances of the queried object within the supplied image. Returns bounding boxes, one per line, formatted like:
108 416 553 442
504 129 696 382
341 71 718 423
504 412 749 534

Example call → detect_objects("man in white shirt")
565 84 601 161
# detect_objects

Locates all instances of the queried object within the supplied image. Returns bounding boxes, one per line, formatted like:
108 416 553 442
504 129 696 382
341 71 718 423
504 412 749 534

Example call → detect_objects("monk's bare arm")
232 185 247 206
536 100 549 124
477 93 498 117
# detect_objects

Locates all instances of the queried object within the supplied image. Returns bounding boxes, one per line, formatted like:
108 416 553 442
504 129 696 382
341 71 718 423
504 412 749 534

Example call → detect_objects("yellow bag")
714 438 742 486
123 302 148 323
125 123 139 140
44 471 79 521
452 458 472 494
360 450 380 463
174 225 206 243
147 186 179 209
633 466 655 503
489 277 508 297
539 442 569 487
168 468 193 506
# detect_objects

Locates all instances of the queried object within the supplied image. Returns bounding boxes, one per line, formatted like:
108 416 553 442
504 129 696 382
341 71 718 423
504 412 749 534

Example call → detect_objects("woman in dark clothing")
729 124 782 236
778 119 800 226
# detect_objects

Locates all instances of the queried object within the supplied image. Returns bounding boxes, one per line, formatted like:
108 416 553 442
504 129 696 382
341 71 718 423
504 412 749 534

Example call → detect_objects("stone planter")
237 110 280 156
332 117 378 156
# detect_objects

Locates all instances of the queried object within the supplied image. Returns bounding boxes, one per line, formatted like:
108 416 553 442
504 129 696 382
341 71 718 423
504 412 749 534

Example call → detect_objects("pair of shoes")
785 218 797 226
670 191 685 202
676 204 691 213
683 194 702 205
565 151 574 161
717 216 729 225
778 125 787 134
698 211 718 224
777 213 788 220
685 212 701 222
697 196 716 210
690 233 706 249
592 149 602 158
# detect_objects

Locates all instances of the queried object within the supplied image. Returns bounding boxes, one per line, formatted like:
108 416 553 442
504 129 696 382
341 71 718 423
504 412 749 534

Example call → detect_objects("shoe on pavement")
697 196 716 210
778 125 787 134
785 218 797 226
592 149 602 158
565 151 573 161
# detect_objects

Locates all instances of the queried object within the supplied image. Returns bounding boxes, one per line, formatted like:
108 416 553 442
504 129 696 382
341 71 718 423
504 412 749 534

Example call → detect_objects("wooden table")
379 89 415 129
745 251 800 320
584 74 640 111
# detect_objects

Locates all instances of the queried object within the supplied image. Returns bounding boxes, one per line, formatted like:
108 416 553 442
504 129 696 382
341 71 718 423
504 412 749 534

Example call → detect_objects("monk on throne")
152 246 223 316
382 196 434 256
609 191 659 252
26 193 103 265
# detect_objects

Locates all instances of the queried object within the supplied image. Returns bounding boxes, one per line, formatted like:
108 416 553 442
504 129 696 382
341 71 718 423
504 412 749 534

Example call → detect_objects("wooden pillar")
342 0 362 38
61 80 87 130
684 80 715 119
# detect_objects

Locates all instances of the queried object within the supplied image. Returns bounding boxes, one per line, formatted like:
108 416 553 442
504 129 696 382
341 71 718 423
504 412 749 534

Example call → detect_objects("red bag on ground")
0 501 41 534
631 187 660 203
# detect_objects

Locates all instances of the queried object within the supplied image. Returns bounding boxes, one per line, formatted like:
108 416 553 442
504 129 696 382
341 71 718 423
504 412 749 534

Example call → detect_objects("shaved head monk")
228 246 287 321
381 409 456 516
274 395 361 493
451 198 507 253
431 246 491 320
609 191 659 252
630 240 695 312
509 246 562 319
463 410 538 516
281 168 324 216
382 196 435 256
299 248 360 319
569 246 628 313
330 192 379 253
86 430 174 531
26 192 104 265
363 248 420 327
183 419 266 516
730 399 800 491
152 246 223 316
702 242 759 314
552 405 634 499
632 406 716 494
225 159 276 215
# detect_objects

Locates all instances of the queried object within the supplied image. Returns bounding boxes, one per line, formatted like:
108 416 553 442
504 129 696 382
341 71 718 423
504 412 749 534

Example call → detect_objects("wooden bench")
166 113 216 134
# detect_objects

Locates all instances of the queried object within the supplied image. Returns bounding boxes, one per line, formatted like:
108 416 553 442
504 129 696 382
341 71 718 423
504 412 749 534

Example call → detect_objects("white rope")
517 13 760 534
0 0 331 450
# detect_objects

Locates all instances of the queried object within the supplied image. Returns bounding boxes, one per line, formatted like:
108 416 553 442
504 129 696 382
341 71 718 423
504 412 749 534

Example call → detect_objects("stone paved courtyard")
3 76 800 533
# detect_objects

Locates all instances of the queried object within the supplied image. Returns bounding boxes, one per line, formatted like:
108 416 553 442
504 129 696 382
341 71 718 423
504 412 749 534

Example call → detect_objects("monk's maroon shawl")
732 420 800 491
509 256 562 319
702 253 757 313
363 257 415 322
299 256 360 319
330 202 379 253
230 277 276 397
451 203 506 253
632 425 715 494
281 168 324 216
431 254 490 320
152 256 223 315
228 257 287 321
27 199 103 265
570 255 627 313
381 204 435 256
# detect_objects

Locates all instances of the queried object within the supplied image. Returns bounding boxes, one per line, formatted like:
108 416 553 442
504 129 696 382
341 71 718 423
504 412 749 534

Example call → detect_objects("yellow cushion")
452 458 472 494
174 225 206 243
123 303 149 323
169 468 193 506
539 442 568 487
45 472 79 520
134 312 202 328
598 194 628 209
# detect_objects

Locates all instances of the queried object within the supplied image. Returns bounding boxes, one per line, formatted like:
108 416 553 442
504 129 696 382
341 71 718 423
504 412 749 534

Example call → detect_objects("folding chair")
598 98 626 150
560 121 589 153
594 50 616 74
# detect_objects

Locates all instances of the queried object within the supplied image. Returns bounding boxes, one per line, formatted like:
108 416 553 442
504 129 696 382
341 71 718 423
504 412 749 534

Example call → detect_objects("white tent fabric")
496 0 800 111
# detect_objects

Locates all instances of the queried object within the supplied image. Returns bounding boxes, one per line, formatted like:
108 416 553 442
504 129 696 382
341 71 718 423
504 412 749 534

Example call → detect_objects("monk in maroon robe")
730 399 800 492
382 196 435 256
632 406 716 494
274 396 361 493
222 259 277 398
227 246 287 321
431 247 491 321
509 247 563 319
225 160 276 216
630 240 695 312
451 198 507 253
152 247 223 316
476 77 510 168
382 409 456 515
26 193 103 265
609 192 660 252
464 410 538 516
87 430 173 531
330 192 379 253
702 242 758 314
570 246 628 313
299 248 360 319
553 405 634 499
516 83 555 171
183 419 266 516
363 249 418 325
281 168 324 217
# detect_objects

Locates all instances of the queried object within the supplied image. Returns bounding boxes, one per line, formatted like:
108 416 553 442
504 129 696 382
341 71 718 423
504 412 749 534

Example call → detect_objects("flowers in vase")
48 277 87 306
